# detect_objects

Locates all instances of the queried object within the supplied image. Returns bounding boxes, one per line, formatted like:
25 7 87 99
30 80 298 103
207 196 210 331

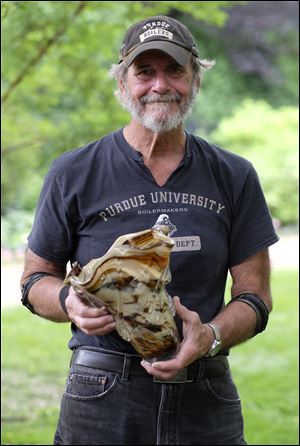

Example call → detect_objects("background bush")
209 100 299 225
1 1 299 251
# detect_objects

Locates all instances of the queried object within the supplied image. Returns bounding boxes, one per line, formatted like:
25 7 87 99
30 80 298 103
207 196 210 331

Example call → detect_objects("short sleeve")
28 165 75 264
228 165 279 267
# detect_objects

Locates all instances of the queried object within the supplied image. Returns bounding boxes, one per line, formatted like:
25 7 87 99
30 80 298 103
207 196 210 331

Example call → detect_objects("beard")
118 81 198 134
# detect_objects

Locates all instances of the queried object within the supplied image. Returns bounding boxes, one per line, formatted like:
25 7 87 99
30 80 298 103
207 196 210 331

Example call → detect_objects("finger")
173 296 190 320
77 313 115 329
173 296 202 328
66 292 109 318
140 360 180 380
78 305 111 318
75 315 116 335
80 322 117 336
86 320 116 335
146 358 179 372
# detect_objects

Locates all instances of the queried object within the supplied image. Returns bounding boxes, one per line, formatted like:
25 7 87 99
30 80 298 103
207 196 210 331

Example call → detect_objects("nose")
151 72 170 94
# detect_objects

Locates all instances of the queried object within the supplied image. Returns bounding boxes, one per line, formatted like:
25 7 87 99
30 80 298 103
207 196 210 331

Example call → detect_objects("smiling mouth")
144 100 179 104
141 94 181 104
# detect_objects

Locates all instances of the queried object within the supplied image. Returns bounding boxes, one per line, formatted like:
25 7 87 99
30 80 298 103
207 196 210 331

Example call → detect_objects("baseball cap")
119 15 199 67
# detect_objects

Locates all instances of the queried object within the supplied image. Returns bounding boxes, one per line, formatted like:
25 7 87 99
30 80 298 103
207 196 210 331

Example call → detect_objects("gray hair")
108 55 215 84
191 56 215 81
108 55 215 106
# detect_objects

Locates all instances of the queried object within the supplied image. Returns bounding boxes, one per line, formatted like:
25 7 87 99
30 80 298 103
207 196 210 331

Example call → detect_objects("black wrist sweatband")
21 272 54 314
227 293 269 335
59 285 71 314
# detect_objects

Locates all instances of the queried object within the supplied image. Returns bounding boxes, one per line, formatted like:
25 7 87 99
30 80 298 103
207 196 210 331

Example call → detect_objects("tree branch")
1 1 89 105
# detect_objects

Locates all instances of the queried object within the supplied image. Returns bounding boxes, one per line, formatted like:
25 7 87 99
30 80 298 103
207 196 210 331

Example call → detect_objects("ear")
118 77 126 95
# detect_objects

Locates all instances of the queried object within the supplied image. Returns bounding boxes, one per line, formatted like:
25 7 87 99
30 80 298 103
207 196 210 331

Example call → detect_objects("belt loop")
196 359 205 382
121 355 131 381
70 349 76 368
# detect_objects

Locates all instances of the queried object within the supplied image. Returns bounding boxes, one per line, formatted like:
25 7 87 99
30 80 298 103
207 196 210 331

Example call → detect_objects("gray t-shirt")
28 129 279 352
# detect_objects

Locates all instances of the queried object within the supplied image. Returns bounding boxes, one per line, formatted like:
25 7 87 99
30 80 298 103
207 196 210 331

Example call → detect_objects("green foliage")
156 1 236 25
209 99 299 225
1 1 298 246
1 0 237 216
1 209 35 250
186 55 248 134
184 1 299 134
1 268 299 445
263 24 299 106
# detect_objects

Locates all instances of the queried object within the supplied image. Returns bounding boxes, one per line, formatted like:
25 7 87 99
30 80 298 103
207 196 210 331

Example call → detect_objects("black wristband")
228 293 269 335
59 285 70 314
21 272 54 314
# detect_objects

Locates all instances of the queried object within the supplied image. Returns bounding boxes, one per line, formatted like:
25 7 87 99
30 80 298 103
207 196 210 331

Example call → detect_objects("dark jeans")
54 361 247 445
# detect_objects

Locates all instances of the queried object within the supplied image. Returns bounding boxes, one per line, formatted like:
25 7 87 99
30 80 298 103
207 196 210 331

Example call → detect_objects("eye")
135 68 154 80
166 65 185 78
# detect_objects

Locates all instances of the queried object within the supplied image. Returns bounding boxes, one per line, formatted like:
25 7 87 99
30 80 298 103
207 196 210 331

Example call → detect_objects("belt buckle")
153 367 192 384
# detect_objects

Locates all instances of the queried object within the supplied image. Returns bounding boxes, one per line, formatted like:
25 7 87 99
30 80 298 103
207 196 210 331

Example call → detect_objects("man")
20 15 279 445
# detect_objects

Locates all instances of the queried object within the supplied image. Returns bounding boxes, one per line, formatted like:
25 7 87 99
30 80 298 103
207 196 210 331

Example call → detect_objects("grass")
1 311 70 445
229 269 299 445
1 269 299 445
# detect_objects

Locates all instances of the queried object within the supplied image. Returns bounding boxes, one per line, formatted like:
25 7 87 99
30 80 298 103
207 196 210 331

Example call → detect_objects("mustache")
140 93 182 104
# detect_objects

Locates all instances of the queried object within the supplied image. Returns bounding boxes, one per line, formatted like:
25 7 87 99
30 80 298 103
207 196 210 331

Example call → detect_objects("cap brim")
123 41 192 67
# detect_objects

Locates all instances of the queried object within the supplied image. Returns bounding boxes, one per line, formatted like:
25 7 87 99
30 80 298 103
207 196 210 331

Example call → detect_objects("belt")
71 347 229 383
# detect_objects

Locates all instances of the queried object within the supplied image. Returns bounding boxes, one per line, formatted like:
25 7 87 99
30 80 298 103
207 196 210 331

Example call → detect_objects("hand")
65 287 116 336
141 296 213 380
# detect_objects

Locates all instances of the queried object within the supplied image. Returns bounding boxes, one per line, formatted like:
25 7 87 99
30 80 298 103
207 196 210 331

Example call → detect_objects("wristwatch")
205 323 222 357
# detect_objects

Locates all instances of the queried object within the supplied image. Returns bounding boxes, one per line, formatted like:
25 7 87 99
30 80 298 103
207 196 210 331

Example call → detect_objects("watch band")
205 323 222 357
206 323 221 342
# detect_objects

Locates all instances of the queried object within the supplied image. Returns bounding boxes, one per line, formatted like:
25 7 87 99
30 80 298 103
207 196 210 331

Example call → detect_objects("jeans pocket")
64 370 119 401
204 370 241 404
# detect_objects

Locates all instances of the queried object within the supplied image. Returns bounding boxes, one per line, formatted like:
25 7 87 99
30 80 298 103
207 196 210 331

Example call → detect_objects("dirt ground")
1 234 298 309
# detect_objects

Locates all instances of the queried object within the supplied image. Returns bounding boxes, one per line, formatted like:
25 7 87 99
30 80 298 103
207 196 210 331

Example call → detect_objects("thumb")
173 296 190 321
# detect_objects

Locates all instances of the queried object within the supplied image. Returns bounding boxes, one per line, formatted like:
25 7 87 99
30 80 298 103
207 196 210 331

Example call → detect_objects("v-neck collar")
115 128 192 164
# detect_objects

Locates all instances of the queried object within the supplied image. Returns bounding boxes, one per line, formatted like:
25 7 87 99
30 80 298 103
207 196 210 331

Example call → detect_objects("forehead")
132 50 187 67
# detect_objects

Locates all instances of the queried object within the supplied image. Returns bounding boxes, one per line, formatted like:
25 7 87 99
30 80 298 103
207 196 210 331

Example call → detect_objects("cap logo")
142 21 171 30
139 28 173 43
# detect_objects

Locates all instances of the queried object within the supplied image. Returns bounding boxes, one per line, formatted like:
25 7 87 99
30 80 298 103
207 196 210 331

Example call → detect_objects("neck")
123 120 186 162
